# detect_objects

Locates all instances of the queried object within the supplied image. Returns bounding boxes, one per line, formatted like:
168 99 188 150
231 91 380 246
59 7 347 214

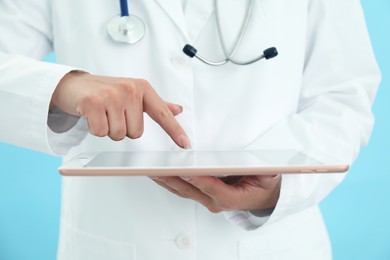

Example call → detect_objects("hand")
51 71 191 148
151 175 281 213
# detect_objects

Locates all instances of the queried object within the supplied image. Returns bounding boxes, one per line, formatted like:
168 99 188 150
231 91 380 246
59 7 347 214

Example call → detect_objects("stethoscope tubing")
120 0 129 16
213 0 256 65
112 0 278 65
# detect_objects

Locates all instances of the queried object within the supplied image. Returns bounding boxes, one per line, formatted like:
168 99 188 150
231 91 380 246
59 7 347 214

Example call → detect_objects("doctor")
0 0 380 260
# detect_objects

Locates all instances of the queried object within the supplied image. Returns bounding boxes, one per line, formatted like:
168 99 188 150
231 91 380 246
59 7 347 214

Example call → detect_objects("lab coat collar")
153 0 215 42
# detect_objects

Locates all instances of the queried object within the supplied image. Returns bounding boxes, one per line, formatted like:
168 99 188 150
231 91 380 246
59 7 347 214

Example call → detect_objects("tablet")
58 150 349 177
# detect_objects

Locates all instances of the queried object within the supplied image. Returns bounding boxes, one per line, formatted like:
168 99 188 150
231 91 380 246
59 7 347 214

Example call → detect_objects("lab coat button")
175 234 191 249
171 56 188 69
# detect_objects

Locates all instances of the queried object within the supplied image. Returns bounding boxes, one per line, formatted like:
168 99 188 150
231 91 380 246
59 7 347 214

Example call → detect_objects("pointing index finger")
142 84 191 149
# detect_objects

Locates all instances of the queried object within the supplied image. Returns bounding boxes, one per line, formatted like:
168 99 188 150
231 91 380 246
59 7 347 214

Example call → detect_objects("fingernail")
150 176 160 180
179 135 192 149
177 105 183 114
180 176 191 182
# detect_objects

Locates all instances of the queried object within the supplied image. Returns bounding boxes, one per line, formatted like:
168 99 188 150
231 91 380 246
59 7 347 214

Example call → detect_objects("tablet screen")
86 150 324 168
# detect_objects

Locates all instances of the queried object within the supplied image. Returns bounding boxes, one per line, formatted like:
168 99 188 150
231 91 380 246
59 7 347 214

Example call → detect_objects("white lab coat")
0 0 380 259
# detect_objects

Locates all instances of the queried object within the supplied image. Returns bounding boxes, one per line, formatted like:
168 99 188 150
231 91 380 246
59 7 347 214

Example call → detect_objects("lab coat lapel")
153 0 189 40
153 0 215 42
183 1 215 42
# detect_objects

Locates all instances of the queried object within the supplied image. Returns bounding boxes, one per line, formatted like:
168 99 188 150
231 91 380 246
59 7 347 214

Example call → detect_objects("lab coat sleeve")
0 0 87 155
225 0 381 229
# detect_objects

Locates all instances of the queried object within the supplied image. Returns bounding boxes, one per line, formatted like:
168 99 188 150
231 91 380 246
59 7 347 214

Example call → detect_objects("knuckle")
90 128 108 137
109 135 126 141
137 78 152 90
87 119 108 137
157 106 173 122
120 81 138 96
149 105 174 125
117 81 143 106
128 127 144 139
137 79 156 96
109 129 127 141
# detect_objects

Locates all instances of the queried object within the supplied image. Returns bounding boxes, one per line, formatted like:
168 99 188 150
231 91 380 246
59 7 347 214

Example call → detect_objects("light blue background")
0 1 389 259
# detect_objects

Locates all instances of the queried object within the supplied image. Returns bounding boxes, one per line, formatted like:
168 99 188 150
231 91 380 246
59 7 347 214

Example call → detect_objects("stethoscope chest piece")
107 14 145 44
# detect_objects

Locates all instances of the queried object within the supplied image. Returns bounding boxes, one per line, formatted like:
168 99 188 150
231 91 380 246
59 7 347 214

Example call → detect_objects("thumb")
165 102 183 116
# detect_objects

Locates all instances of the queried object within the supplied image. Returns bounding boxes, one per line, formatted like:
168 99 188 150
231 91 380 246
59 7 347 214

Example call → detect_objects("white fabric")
224 209 273 230
0 0 380 259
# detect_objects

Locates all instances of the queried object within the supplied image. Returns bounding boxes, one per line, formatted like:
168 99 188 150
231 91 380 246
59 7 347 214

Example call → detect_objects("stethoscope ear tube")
183 44 227 66
182 0 278 66
182 44 278 66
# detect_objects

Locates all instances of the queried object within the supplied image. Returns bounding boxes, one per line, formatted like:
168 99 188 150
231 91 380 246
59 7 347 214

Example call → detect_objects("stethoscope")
106 0 145 44
106 0 278 66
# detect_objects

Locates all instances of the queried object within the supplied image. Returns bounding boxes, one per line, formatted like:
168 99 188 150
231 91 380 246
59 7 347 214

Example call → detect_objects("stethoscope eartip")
264 47 278 60
183 44 198 58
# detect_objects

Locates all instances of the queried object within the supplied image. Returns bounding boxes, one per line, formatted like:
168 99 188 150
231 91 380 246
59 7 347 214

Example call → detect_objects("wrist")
51 70 88 114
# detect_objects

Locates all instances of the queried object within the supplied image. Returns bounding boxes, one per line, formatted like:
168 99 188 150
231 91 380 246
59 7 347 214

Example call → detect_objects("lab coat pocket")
57 222 136 260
